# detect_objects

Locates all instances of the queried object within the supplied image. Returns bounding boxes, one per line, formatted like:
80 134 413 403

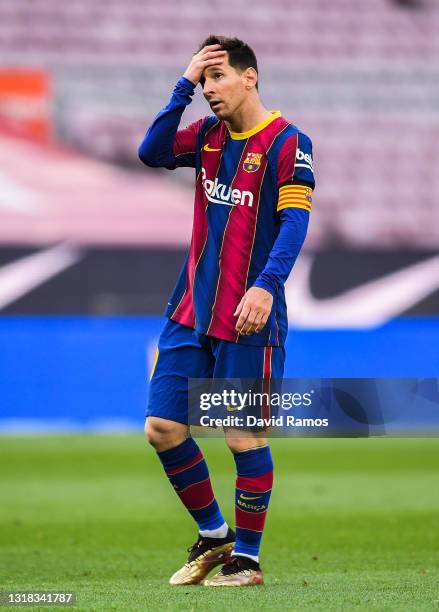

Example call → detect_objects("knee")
144 417 172 448
144 417 187 451
225 434 268 454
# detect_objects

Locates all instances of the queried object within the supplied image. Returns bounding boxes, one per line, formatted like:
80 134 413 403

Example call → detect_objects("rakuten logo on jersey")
201 168 254 208
296 148 314 172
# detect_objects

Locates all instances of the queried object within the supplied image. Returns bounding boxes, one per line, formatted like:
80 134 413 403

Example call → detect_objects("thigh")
146 318 214 425
212 341 285 380
212 341 286 428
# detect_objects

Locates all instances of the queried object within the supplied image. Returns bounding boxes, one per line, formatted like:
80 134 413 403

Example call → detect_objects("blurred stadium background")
0 0 438 428
1 2 439 608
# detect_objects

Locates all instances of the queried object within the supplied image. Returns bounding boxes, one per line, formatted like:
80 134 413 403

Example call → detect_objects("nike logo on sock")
240 494 262 501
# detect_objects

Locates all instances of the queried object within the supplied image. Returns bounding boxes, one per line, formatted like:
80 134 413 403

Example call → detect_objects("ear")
243 67 258 90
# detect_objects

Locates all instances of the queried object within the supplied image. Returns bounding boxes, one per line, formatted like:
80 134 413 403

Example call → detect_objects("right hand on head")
183 45 226 86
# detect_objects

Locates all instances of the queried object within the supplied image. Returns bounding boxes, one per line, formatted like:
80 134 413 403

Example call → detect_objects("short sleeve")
293 132 315 188
276 131 314 214
172 117 205 168
277 131 315 189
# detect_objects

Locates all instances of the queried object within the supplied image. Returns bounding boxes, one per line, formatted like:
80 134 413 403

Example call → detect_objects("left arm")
234 130 315 336
234 206 309 335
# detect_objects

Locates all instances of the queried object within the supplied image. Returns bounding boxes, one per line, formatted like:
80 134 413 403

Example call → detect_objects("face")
201 54 254 120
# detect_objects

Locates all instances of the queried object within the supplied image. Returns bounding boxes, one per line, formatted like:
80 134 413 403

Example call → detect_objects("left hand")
233 287 273 335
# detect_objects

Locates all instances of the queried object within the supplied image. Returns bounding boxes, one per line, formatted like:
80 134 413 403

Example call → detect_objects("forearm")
138 76 195 168
253 208 309 295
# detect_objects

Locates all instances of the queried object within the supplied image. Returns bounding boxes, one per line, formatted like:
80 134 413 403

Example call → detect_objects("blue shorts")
146 318 286 425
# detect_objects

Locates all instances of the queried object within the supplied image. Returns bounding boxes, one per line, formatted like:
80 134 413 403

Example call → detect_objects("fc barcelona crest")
243 152 262 173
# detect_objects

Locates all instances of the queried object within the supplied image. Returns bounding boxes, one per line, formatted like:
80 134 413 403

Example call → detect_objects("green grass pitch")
1 435 439 611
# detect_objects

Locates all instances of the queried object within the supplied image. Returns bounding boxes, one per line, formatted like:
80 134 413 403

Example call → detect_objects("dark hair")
198 35 259 89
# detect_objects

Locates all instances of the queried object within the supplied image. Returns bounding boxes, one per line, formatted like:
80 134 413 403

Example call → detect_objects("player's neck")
225 98 271 135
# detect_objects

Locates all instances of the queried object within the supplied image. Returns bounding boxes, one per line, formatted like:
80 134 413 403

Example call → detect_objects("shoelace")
219 557 241 576
185 538 207 564
220 556 259 576
187 538 203 554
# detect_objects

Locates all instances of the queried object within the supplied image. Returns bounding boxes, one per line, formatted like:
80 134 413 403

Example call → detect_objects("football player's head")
198 35 259 120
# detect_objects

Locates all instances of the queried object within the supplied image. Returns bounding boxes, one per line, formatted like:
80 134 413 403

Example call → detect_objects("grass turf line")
0 435 438 611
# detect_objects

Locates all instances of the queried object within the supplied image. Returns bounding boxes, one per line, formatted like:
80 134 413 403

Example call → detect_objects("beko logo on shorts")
201 168 254 207
296 148 314 172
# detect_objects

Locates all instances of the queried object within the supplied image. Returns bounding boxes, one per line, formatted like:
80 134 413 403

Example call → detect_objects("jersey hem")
166 314 285 347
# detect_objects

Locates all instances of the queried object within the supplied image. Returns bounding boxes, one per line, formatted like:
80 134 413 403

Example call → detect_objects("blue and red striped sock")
233 445 274 562
157 437 226 534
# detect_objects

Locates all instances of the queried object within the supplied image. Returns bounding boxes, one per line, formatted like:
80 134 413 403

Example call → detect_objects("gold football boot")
203 555 264 586
169 528 235 585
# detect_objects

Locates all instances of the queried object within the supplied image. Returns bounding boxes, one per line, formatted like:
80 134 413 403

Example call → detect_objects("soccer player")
139 35 315 586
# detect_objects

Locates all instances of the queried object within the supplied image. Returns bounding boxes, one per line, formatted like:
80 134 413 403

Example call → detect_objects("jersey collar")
228 110 282 140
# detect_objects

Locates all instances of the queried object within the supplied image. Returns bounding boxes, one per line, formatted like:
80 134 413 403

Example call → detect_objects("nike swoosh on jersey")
0 243 82 309
203 144 222 152
286 254 439 328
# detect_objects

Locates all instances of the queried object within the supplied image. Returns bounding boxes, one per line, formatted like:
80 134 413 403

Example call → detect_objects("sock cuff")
233 445 273 477
156 437 200 471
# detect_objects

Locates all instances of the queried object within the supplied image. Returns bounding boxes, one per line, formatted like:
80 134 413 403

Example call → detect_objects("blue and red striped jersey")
139 77 315 347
